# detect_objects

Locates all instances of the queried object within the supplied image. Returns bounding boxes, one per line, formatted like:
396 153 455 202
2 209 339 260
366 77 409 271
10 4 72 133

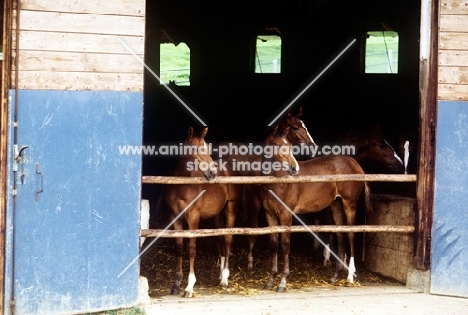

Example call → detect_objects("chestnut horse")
163 126 242 297
217 108 317 276
260 123 372 292
316 125 404 266
336 125 404 174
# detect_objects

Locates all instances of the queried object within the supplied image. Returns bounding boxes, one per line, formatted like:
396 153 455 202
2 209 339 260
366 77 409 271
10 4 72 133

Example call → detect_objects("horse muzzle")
204 169 217 180
289 164 299 176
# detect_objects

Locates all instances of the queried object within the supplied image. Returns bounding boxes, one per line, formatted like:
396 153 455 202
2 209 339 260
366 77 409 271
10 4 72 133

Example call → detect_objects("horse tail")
363 182 374 215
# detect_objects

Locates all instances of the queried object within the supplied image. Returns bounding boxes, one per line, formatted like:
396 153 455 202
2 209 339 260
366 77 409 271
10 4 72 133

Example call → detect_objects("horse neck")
339 134 370 161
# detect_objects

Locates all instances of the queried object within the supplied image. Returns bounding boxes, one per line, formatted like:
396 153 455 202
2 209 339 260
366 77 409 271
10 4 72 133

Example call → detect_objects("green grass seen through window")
365 31 399 74
160 43 190 86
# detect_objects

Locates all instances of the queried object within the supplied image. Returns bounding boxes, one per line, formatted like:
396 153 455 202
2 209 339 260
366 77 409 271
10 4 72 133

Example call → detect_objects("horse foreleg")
264 232 279 290
277 232 291 293
345 232 356 286
183 212 201 298
342 199 357 286
170 213 184 295
323 235 332 267
247 234 257 277
263 211 279 290
214 214 227 282
171 235 184 295
219 199 238 288
184 238 197 298
330 232 347 284
247 199 261 277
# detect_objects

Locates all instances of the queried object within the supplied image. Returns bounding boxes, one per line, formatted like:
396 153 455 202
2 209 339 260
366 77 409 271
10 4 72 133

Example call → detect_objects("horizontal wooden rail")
141 225 415 238
142 174 417 185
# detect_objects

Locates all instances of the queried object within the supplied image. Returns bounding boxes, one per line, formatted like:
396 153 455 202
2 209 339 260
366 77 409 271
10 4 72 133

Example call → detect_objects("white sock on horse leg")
219 268 230 287
346 257 356 284
185 272 196 295
219 256 226 279
323 244 331 266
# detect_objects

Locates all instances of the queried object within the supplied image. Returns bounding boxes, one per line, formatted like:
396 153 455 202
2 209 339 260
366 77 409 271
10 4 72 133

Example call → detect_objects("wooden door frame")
414 0 438 270
1 0 15 313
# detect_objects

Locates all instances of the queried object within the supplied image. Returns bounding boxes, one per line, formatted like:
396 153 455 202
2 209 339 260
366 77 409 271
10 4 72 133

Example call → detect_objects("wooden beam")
21 0 145 16
415 0 438 270
141 225 415 238
142 174 417 185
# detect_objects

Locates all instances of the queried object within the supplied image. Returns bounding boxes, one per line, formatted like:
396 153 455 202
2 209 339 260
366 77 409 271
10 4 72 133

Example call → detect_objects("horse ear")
200 126 209 139
187 126 195 139
277 121 290 137
295 106 303 118
370 124 383 136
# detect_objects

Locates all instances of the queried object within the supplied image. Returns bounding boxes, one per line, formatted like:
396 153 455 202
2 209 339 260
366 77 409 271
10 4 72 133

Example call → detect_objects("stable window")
255 35 282 73
365 31 399 74
160 42 190 86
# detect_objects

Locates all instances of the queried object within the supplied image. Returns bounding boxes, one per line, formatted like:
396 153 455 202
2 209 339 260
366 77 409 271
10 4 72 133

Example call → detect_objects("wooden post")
415 0 438 270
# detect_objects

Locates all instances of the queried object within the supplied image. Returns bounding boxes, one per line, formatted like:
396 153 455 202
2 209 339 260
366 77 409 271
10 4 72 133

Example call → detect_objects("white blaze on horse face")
302 121 316 145
404 141 409 174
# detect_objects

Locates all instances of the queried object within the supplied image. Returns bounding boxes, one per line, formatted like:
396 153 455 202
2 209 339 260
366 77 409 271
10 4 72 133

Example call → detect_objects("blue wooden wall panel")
4 90 143 314
432 100 468 298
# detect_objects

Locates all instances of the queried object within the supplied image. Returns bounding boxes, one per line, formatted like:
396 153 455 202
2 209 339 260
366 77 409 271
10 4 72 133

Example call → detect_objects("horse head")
264 122 300 176
356 125 404 174
285 106 317 149
183 126 217 180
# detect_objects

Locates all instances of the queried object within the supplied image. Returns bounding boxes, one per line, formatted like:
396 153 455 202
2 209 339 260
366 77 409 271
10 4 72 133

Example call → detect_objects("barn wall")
430 0 468 298
438 0 468 100
14 0 145 91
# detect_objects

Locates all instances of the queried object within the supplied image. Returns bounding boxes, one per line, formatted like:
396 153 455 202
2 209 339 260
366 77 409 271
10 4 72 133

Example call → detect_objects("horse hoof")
170 287 180 295
345 281 354 287
329 278 337 286
277 286 286 293
247 271 254 278
184 291 194 298
263 284 273 290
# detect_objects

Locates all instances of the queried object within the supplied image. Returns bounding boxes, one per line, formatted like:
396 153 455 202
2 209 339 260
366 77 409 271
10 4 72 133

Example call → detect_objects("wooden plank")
439 50 468 66
440 14 468 32
19 31 144 55
21 0 145 16
141 225 416 238
438 66 468 84
438 83 468 100
440 0 468 15
141 174 417 185
439 32 468 50
15 71 143 91
20 10 145 36
17 50 143 73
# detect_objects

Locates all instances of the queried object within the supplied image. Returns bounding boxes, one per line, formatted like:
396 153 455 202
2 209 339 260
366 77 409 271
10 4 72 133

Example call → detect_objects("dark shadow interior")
142 0 421 225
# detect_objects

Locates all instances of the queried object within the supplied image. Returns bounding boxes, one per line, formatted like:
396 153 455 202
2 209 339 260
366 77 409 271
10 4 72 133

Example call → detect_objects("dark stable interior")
142 0 421 227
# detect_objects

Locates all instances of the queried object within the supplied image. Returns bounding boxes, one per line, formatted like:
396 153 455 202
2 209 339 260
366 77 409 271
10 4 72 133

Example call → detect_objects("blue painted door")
432 100 468 298
5 90 143 314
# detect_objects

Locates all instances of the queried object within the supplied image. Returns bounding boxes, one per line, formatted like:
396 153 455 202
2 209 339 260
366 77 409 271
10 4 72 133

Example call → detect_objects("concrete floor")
143 284 468 315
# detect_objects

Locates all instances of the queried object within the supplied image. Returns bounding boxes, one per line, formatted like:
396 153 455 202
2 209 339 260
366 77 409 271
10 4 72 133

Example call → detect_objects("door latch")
13 144 29 172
